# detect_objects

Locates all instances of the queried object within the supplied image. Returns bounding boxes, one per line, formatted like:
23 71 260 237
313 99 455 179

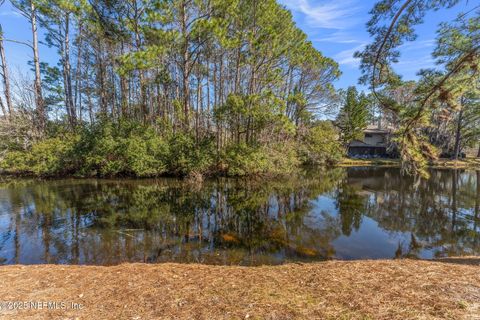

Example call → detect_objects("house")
348 125 393 158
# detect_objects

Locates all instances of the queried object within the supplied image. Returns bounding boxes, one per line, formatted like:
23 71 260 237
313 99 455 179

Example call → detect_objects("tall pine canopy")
0 0 343 177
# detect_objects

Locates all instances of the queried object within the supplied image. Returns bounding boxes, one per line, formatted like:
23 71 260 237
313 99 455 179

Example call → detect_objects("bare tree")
0 25 13 118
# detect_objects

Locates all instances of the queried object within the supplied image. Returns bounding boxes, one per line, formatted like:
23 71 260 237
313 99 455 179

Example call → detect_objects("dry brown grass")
339 158 400 167
340 157 480 169
0 259 479 320
431 158 480 169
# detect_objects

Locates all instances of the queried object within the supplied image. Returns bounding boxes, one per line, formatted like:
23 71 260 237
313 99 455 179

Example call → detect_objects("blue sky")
279 0 478 88
0 0 477 89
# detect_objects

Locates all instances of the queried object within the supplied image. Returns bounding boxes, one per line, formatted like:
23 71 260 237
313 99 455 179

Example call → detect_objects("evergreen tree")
357 0 479 176
336 87 370 148
0 0 342 177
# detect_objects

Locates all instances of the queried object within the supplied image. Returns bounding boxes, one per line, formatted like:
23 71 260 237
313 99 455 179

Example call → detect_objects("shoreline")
1 159 479 181
0 258 479 319
339 158 480 169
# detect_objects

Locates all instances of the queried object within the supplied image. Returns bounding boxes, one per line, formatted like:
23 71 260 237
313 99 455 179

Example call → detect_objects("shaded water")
0 167 479 265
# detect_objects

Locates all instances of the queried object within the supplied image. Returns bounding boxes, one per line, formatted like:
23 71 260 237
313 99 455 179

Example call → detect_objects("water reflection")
0 167 479 265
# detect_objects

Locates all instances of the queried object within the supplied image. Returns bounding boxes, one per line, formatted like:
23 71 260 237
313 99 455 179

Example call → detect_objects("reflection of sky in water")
310 195 416 259
0 167 479 265
332 217 409 259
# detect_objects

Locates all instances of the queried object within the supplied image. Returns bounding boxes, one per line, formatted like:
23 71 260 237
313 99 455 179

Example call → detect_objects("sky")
278 0 477 89
0 0 478 90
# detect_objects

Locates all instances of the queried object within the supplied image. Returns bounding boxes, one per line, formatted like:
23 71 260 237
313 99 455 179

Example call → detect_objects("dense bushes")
2 135 79 176
0 119 343 178
299 121 344 165
79 121 170 177
167 132 216 176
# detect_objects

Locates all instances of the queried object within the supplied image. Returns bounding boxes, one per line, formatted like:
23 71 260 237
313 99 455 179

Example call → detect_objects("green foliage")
394 127 438 178
300 121 344 165
167 132 215 176
2 0 345 179
336 87 370 147
357 0 479 175
1 134 78 176
1 151 30 173
222 141 299 177
1 115 349 177
80 120 170 177
261 141 300 175
82 121 126 176
125 130 169 177
222 143 269 176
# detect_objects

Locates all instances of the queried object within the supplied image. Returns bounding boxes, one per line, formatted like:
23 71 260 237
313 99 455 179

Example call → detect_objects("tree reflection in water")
0 167 479 265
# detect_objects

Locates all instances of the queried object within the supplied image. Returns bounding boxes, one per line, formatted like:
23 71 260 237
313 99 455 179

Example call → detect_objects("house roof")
349 141 387 148
364 125 393 134
347 124 394 148
349 140 370 147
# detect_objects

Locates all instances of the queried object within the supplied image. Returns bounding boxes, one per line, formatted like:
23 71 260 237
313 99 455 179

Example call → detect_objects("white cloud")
395 56 436 72
332 39 436 69
334 43 366 67
314 31 364 44
281 0 362 30
399 39 436 51
0 10 22 18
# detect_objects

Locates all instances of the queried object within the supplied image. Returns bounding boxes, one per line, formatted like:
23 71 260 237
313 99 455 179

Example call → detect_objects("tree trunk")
453 108 463 160
74 22 83 123
65 13 74 122
84 53 94 124
30 1 45 131
180 0 190 128
234 46 241 94
0 95 6 117
96 44 107 115
62 13 76 128
206 54 210 131
120 75 128 117
133 0 147 122
474 171 480 241
476 170 479 219
196 70 201 142
0 26 13 118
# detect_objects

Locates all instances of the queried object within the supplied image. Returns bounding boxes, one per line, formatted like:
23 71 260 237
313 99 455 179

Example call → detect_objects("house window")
365 133 372 138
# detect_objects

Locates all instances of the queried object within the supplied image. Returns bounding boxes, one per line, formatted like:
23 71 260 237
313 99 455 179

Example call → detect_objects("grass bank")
339 158 400 167
340 157 480 169
0 258 479 319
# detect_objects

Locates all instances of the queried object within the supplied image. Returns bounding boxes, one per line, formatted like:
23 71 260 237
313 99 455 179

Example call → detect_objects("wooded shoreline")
1 159 479 181
1 0 478 181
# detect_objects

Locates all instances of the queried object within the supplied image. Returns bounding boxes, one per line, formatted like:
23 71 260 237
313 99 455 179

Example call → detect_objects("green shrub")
82 122 126 176
223 143 268 176
81 120 170 177
1 150 31 173
124 128 169 177
222 142 298 176
261 141 300 174
167 132 215 175
1 134 79 176
1 118 343 178
300 121 343 165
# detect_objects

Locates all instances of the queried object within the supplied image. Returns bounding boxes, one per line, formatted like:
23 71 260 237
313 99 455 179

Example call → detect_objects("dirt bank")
0 259 479 319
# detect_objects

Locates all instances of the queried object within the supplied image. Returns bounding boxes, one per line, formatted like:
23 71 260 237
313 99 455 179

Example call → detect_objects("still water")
0 167 479 265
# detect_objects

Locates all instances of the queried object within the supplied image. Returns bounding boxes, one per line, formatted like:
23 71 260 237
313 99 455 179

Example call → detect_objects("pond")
0 167 479 265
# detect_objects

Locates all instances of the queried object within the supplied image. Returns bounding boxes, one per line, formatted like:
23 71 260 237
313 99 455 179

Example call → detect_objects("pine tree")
336 87 369 148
